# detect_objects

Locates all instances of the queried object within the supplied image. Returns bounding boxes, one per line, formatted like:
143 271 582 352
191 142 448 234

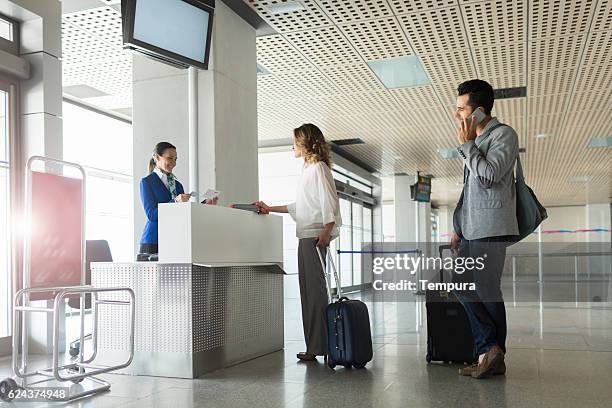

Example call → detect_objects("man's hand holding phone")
457 107 485 144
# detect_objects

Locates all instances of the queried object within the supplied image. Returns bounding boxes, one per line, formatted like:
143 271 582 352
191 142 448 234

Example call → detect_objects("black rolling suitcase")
316 247 373 369
425 244 477 365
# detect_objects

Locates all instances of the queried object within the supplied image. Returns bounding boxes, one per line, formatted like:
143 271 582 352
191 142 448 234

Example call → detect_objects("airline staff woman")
138 142 191 255
255 123 342 362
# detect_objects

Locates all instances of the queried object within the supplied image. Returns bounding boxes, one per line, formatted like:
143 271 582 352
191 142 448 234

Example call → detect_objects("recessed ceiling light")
437 148 459 159
569 175 593 182
267 1 305 14
586 136 612 148
367 56 430 89
535 133 551 139
256 63 270 76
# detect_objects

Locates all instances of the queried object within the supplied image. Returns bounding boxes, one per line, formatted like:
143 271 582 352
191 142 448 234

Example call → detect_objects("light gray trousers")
297 238 329 355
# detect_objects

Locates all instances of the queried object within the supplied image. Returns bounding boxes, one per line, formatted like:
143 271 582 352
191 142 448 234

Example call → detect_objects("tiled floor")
1 291 611 408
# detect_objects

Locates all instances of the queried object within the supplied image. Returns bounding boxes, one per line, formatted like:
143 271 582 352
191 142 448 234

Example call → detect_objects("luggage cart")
0 156 135 403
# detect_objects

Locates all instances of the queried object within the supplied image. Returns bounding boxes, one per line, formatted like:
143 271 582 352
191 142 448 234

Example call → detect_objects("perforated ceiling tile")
473 42 525 81
285 25 362 67
527 95 568 116
315 0 393 24
390 0 457 15
573 65 612 91
63 6 123 48
529 35 585 72
321 63 385 93
530 0 595 39
419 49 476 85
398 6 469 55
493 98 526 119
246 0 333 33
591 0 612 31
62 21 124 62
581 30 612 67
339 17 413 61
344 90 403 114
527 113 564 136
257 35 314 73
565 90 612 113
390 85 442 110
461 0 526 47
276 69 342 96
528 69 576 96
432 82 460 107
257 75 304 102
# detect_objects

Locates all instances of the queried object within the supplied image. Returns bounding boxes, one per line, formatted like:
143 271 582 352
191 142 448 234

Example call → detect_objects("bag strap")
516 154 525 182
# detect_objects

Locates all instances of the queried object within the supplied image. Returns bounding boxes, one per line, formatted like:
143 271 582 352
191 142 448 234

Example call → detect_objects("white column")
2 0 64 355
394 175 431 243
132 1 258 252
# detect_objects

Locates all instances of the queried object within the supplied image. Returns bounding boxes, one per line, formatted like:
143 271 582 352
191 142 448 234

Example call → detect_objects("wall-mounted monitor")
122 0 214 70
410 175 432 203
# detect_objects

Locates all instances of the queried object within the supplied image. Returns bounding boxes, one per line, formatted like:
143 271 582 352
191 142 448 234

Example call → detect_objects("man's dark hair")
457 79 494 115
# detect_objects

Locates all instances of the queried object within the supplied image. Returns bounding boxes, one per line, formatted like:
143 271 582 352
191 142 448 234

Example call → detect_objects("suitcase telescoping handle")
316 246 342 303
438 244 453 283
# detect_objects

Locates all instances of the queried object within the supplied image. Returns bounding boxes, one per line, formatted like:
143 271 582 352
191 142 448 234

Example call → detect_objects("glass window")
0 88 9 337
352 202 363 286
0 17 12 42
339 198 352 287
63 103 132 175
0 92 6 162
62 102 134 262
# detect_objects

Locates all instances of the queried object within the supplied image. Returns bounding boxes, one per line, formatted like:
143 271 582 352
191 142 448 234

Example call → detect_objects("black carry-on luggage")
316 246 373 369
425 244 477 365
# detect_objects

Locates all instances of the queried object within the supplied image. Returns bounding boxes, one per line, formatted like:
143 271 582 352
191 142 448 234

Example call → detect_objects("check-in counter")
91 203 284 378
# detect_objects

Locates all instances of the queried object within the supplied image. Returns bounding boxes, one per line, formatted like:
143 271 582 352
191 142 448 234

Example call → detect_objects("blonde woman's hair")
293 123 331 167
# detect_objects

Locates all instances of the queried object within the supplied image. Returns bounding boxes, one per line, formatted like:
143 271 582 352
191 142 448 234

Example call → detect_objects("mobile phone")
470 107 486 126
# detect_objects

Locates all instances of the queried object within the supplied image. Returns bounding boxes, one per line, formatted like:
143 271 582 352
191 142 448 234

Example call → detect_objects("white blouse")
287 161 342 239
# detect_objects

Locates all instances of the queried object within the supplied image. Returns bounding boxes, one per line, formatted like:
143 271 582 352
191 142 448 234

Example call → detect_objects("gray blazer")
454 117 519 240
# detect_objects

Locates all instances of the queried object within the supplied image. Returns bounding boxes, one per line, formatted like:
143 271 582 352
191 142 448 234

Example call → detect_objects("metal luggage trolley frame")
0 156 135 403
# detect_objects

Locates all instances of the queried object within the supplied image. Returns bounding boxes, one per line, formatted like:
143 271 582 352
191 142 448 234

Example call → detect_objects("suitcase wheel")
328 362 336 369
0 378 18 402
354 363 366 369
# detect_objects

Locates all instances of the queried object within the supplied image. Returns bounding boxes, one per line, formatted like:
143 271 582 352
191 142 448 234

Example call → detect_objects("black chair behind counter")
67 239 112 357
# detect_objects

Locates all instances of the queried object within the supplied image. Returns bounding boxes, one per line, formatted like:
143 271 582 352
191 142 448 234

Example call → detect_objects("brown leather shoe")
297 352 317 361
471 345 504 379
459 360 506 376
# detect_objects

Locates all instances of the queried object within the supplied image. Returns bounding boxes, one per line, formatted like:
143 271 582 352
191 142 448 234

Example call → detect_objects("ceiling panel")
315 0 393 24
390 1 457 15
256 35 315 73
461 0 526 47
473 42 526 87
419 49 477 85
61 0 612 206
339 17 413 61
390 85 444 111
529 0 595 39
245 0 332 33
397 6 469 55
529 35 585 72
321 63 385 93
285 25 363 67
591 0 612 32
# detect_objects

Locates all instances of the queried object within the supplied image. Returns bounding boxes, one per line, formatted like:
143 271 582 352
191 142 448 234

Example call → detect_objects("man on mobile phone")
451 79 519 379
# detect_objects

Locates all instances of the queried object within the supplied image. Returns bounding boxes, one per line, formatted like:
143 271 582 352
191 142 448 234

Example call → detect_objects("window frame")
0 76 20 355
0 13 19 56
